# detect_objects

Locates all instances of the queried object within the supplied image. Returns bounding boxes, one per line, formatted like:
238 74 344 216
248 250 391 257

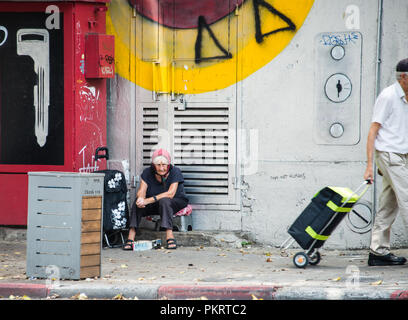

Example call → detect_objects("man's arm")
364 122 381 183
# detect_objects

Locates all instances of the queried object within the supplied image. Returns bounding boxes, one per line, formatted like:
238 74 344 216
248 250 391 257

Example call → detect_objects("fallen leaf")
332 277 341 282
78 293 88 300
113 293 125 300
120 264 128 268
266 258 272 263
251 294 263 300
371 280 383 286
71 293 88 300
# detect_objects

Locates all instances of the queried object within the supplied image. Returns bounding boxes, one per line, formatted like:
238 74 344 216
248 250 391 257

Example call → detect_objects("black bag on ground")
97 169 129 233
94 147 129 247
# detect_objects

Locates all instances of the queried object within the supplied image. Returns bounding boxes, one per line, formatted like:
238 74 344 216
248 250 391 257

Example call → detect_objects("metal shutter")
141 102 237 205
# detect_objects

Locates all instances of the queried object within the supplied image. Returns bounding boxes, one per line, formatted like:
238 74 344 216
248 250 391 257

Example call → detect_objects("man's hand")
364 122 381 185
364 165 374 184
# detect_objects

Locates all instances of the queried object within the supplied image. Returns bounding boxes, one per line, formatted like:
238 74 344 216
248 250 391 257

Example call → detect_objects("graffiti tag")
319 32 359 46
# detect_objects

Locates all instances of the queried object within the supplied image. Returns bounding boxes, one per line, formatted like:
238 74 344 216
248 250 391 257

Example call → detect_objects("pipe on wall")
372 0 383 216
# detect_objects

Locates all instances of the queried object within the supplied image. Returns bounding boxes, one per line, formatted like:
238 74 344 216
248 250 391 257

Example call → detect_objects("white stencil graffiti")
17 29 50 147
79 86 100 122
78 145 99 173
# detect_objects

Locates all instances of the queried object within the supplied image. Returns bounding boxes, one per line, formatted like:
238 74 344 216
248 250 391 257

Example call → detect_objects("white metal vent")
142 106 159 167
140 103 236 205
173 103 232 204
173 104 230 203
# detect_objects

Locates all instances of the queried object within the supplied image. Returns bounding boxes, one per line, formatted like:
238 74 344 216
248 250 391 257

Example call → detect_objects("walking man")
364 58 408 266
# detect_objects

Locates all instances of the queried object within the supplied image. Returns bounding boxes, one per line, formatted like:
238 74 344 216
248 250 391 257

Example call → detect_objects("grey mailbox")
26 172 105 280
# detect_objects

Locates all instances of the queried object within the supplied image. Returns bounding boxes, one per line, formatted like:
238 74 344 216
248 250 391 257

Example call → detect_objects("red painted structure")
85 33 115 78
0 1 113 225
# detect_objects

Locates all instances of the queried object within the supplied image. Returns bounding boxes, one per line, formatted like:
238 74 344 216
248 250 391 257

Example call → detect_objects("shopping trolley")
280 180 371 268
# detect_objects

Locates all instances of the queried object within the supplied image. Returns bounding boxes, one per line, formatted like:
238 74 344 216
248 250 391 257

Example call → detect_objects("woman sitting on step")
123 148 189 250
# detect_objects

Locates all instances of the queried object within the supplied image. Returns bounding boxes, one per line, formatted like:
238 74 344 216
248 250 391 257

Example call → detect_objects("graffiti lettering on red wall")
79 86 100 122
78 145 99 173
101 54 114 75
78 83 104 172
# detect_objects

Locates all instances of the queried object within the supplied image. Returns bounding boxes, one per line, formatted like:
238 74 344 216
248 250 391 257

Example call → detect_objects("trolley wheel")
308 251 321 265
293 252 309 268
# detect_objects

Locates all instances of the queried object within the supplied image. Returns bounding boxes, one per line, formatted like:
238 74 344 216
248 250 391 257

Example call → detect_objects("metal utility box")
85 34 115 78
314 31 362 145
26 171 105 280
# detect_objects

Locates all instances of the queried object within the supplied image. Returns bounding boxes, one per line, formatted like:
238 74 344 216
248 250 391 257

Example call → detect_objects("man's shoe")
368 253 407 266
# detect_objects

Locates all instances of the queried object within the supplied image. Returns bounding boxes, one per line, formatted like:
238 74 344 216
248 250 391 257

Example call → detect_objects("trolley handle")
340 180 371 209
95 146 109 162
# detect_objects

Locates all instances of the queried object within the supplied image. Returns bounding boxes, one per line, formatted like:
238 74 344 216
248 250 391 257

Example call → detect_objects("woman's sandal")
166 238 177 250
123 239 134 251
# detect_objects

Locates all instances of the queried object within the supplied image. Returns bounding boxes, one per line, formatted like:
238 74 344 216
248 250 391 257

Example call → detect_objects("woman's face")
154 162 169 176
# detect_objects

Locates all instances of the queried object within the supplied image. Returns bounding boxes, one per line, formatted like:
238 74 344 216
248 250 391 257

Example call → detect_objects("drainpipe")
372 0 383 215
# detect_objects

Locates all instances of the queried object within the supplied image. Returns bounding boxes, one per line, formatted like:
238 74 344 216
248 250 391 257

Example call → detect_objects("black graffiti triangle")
253 0 296 44
195 15 233 64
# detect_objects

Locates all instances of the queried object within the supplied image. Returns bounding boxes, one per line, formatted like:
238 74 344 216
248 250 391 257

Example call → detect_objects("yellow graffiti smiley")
107 0 314 94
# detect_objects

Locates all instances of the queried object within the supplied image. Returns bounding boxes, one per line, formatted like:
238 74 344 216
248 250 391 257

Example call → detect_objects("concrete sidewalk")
1 227 408 300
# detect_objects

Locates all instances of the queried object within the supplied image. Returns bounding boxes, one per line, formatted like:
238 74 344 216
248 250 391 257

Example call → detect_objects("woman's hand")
136 197 146 208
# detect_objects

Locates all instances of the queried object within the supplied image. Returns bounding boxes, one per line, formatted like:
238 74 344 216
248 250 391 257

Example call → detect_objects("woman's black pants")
129 197 188 230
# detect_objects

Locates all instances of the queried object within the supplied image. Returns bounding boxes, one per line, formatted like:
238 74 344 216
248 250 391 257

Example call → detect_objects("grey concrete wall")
107 0 408 249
